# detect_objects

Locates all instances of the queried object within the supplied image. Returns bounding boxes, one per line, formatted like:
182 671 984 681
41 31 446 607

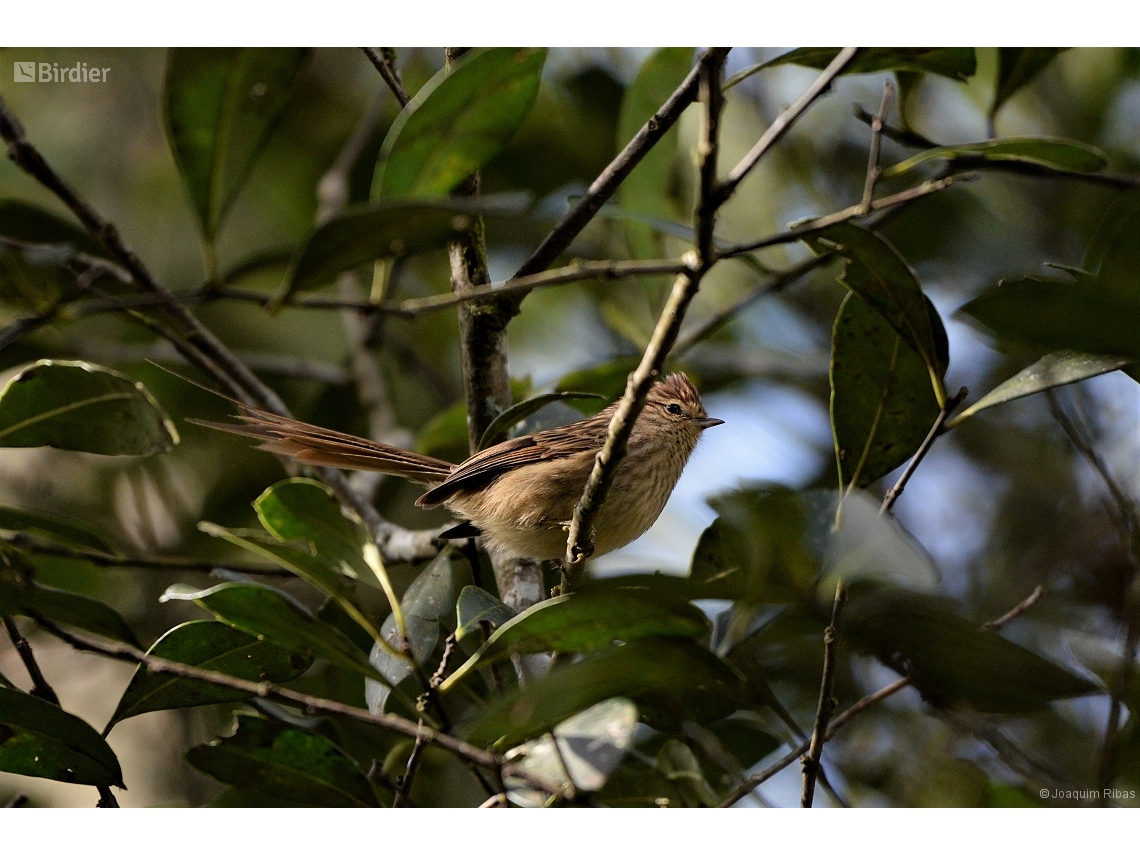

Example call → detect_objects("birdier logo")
13 61 109 83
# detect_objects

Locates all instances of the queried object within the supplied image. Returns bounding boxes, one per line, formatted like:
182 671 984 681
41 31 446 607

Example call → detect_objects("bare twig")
801 580 846 807
3 615 60 705
859 83 895 215
508 48 730 290
984 585 1045 631
360 48 411 108
713 47 858 206
563 51 728 568
880 386 969 514
393 723 427 807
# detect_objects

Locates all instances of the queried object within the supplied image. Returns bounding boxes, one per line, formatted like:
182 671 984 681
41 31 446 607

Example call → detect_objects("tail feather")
189 412 453 485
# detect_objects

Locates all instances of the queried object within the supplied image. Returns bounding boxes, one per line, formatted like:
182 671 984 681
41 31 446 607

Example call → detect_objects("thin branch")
801 580 846 807
32 616 559 797
983 585 1045 631
1046 390 1140 797
393 722 427 807
360 48 411 108
563 51 728 568
713 47 858 206
880 386 969 514
2 533 288 576
3 615 60 705
507 48 731 290
717 172 974 260
859 83 895 215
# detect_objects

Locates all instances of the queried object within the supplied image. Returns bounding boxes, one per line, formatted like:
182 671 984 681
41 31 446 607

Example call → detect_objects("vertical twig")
881 386 969 514
859 82 895 214
801 580 846 807
361 47 411 107
3 616 59 705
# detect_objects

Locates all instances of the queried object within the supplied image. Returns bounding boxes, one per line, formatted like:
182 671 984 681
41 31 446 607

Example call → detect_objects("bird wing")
415 411 610 508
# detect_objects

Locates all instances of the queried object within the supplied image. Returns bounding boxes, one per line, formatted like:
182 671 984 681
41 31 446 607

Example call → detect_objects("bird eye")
666 403 684 416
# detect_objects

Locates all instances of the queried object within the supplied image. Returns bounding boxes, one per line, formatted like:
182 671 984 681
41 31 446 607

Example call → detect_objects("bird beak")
695 417 724 430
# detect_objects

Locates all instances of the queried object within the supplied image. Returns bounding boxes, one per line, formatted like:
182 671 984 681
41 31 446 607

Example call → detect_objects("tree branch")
800 579 846 807
360 47 411 108
3 615 60 705
880 386 969 514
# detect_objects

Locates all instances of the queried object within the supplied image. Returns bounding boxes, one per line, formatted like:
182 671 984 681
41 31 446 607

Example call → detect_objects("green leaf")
161 581 387 685
947 350 1133 428
804 489 939 588
830 291 942 488
808 223 948 404
186 714 378 807
503 698 638 806
279 193 530 298
477 391 603 451
441 589 710 689
0 360 178 455
617 48 694 261
415 398 472 461
455 585 516 642
0 505 114 553
0 685 123 787
884 137 1107 179
960 276 1140 359
0 573 140 647
106 621 313 729
365 550 460 716
163 48 310 239
656 739 719 807
555 358 641 408
0 240 76 314
0 200 108 257
464 638 744 747
253 478 371 583
1082 190 1140 309
992 49 1067 118
704 716 781 769
727 48 977 90
689 485 818 603
842 586 1098 713
373 48 547 199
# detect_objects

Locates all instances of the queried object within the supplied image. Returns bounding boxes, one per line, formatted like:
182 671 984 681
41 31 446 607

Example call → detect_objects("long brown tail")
189 407 453 486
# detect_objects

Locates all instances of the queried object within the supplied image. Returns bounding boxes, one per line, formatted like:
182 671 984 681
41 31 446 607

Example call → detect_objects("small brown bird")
194 373 722 561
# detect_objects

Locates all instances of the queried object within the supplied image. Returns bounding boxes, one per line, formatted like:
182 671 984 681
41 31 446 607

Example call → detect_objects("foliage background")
0 46 1138 807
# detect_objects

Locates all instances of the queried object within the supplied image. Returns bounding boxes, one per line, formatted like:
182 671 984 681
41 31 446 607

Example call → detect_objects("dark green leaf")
1082 190 1140 309
106 621 312 729
317 599 376 654
442 589 710 688
279 193 530 298
0 573 140 647
464 638 745 746
947 350 1133 428
186 714 378 807
656 739 718 807
727 48 976 90
842 586 1098 713
161 581 386 685
884 137 1107 178
0 361 178 455
617 48 694 261
477 391 604 451
830 291 942 488
504 698 638 806
253 478 370 582
0 505 114 553
808 223 948 402
220 245 293 286
365 550 460 716
689 485 817 603
415 398 471 461
960 276 1140 359
455 585 516 642
0 686 123 787
704 717 781 769
163 48 310 239
0 200 107 257
373 48 547 199
0 241 76 314
992 49 1067 117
